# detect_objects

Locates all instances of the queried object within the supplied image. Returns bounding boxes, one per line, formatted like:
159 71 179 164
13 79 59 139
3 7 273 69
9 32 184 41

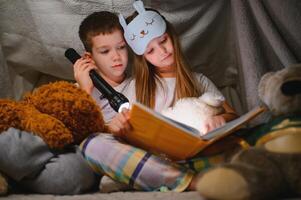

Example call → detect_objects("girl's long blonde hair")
128 11 200 108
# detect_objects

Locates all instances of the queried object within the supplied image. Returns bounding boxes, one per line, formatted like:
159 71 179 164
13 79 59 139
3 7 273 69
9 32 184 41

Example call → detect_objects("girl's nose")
112 49 121 60
158 44 167 54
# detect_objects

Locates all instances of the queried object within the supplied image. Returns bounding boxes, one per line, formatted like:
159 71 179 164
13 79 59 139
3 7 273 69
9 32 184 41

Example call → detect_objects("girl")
111 0 237 136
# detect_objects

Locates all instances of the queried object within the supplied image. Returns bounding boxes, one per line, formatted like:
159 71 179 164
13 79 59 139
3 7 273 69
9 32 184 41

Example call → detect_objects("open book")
127 102 266 161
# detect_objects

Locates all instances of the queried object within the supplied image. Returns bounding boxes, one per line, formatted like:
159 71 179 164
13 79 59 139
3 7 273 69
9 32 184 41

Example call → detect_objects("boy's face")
90 29 128 84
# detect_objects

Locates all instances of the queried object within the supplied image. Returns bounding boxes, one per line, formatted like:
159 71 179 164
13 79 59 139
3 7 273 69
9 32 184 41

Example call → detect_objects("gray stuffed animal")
196 65 301 200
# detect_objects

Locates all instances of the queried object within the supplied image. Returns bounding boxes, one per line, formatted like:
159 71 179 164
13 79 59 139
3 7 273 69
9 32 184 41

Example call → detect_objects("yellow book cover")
127 102 266 161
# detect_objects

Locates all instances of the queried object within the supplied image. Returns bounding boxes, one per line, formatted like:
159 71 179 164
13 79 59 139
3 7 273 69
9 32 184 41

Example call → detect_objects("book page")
131 102 200 137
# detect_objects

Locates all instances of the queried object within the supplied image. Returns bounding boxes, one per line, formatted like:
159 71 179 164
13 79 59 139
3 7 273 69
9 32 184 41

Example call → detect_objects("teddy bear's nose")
281 80 301 96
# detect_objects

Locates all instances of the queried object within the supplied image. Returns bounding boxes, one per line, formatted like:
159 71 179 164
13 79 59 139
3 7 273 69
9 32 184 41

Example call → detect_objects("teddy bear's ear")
258 71 275 104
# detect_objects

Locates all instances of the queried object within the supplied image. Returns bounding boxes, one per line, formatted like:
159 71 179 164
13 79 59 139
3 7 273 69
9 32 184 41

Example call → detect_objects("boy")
0 11 133 195
73 11 133 123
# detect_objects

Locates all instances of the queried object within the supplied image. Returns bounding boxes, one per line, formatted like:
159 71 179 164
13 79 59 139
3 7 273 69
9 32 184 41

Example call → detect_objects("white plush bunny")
161 92 225 136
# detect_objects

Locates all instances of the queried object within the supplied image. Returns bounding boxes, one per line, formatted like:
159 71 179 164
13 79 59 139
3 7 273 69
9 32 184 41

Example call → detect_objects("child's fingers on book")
121 109 130 120
108 119 125 137
123 122 132 134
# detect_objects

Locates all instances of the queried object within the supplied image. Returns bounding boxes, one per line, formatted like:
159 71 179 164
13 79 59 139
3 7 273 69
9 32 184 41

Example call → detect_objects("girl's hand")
107 109 132 138
73 57 97 94
202 115 226 135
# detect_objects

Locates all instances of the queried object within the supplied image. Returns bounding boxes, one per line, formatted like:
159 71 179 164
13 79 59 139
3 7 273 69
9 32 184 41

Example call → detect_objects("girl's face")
90 29 128 84
144 33 175 72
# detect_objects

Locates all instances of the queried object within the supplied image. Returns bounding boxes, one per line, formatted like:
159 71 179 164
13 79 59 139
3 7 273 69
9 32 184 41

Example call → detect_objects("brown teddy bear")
0 81 105 149
0 81 105 195
196 65 301 200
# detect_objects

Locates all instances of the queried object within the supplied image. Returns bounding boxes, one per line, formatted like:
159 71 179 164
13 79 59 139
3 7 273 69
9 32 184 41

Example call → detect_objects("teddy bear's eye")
145 18 154 26
130 34 136 41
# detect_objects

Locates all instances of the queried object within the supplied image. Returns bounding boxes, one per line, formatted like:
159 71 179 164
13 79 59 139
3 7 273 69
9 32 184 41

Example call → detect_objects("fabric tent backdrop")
1 0 300 123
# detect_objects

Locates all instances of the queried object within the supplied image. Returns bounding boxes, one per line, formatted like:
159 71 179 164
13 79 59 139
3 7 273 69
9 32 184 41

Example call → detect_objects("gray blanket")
0 128 98 195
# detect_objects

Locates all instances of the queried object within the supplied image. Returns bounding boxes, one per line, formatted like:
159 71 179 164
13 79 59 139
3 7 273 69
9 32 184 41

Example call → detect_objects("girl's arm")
202 101 238 134
220 101 239 122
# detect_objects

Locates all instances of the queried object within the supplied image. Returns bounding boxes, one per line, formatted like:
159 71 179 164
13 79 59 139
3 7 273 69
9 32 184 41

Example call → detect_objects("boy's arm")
73 57 96 95
105 109 132 137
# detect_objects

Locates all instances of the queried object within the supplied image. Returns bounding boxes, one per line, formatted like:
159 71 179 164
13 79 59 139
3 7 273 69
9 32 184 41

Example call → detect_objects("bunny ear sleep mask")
119 0 166 55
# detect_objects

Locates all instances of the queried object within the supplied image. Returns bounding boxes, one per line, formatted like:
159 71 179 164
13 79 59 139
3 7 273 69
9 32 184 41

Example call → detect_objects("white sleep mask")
119 0 166 55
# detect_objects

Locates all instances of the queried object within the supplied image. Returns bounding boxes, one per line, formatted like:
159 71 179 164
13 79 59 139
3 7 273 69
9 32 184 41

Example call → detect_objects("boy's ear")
84 52 92 59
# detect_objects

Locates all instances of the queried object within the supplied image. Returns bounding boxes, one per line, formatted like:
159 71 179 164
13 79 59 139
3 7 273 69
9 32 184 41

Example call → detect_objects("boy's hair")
127 10 200 108
79 11 122 52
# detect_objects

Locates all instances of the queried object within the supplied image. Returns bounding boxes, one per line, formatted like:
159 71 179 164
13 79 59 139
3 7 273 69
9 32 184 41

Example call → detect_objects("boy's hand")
73 57 97 94
107 109 132 138
202 115 226 135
